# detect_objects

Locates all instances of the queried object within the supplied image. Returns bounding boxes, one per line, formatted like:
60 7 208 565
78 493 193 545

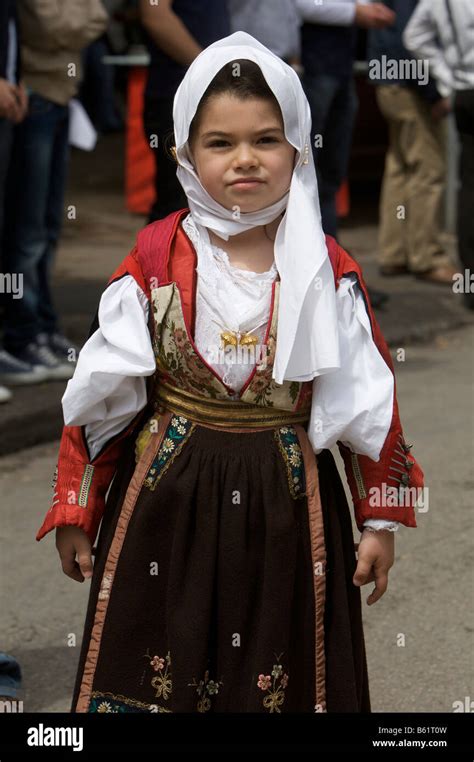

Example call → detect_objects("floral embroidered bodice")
150 277 312 414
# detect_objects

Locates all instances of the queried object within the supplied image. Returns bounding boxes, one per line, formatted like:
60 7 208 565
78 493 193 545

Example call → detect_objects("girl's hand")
55 526 93 583
353 529 395 605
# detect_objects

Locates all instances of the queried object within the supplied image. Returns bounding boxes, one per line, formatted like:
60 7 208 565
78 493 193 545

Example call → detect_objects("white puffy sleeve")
309 274 399 531
309 273 394 459
62 275 156 460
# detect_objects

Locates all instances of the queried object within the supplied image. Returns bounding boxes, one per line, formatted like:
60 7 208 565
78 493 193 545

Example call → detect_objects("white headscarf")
173 31 341 386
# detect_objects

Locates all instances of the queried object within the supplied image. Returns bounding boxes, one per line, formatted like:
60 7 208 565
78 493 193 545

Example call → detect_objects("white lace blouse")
61 213 399 532
184 213 278 396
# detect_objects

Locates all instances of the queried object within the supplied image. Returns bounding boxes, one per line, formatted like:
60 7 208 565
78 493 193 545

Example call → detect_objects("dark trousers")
143 96 187 223
0 118 14 314
79 37 122 132
302 73 358 237
454 89 474 272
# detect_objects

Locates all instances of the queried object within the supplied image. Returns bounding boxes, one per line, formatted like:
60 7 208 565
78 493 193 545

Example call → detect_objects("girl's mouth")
229 180 265 190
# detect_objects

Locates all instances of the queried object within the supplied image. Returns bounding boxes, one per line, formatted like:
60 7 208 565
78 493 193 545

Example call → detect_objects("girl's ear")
186 143 197 171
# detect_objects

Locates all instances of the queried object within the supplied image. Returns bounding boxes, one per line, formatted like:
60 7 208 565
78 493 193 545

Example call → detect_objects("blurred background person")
404 0 474 308
139 0 230 223
79 0 126 134
368 0 457 285
1 0 108 386
296 0 396 308
228 0 301 66
0 0 29 401
296 0 395 237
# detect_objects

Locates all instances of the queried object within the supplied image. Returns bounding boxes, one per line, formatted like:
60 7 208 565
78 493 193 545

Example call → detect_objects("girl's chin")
223 203 266 215
217 193 276 215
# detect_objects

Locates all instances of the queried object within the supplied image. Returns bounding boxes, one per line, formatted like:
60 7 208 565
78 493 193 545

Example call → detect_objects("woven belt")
152 380 310 429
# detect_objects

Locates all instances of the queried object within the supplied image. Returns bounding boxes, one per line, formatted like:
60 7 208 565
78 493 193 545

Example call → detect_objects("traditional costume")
36 33 423 714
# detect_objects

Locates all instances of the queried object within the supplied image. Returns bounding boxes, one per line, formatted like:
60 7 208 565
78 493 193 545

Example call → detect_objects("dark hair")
188 59 281 148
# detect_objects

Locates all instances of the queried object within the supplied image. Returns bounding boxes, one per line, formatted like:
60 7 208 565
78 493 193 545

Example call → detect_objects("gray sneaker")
37 332 80 365
0 348 48 385
9 343 74 381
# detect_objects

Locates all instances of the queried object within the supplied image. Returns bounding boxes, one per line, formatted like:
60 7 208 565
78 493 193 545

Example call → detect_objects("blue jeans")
0 652 22 698
2 93 70 352
0 118 14 313
302 73 358 237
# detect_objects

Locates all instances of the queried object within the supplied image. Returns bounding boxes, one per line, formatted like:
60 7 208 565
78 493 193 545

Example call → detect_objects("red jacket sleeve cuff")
36 419 138 545
338 431 425 532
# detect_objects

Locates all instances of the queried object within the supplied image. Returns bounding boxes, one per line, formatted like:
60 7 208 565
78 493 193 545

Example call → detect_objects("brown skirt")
71 412 370 713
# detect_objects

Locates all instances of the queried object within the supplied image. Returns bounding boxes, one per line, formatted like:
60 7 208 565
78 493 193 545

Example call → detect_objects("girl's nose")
233 144 258 169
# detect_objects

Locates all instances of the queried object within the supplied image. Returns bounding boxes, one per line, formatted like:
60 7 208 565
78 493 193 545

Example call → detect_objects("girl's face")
189 94 296 214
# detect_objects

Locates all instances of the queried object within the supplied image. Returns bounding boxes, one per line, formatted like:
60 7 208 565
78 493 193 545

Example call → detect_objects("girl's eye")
206 136 280 148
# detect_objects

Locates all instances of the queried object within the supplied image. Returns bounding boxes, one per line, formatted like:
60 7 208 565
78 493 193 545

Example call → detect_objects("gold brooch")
220 330 259 348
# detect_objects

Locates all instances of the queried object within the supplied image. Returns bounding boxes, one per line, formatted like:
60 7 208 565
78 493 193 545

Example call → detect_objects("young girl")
37 32 423 714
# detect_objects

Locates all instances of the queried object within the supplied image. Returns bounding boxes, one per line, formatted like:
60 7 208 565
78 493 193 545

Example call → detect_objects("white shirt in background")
403 0 474 98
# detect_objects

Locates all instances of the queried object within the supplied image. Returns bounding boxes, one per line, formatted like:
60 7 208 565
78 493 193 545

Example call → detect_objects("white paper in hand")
69 99 98 151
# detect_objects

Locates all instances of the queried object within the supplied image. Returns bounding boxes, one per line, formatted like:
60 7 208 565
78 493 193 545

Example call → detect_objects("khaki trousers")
376 85 447 271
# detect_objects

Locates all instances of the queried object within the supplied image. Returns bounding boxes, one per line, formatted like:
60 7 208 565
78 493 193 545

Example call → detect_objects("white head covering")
173 31 340 384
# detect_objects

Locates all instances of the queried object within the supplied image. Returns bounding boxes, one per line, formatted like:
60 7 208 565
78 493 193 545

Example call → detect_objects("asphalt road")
0 326 473 713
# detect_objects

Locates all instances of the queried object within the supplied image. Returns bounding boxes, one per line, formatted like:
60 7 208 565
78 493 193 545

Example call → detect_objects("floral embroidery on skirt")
88 691 171 713
188 668 224 713
274 426 306 499
145 649 172 703
257 652 289 713
143 415 195 490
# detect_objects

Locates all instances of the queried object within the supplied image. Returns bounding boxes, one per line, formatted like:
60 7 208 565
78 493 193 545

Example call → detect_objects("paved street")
1 325 472 713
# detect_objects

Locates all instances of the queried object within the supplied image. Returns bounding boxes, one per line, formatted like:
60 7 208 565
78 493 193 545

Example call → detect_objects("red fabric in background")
125 67 156 215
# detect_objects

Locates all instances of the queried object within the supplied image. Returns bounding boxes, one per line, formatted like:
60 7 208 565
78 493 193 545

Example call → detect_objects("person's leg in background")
376 85 455 284
309 75 358 238
454 89 474 309
143 95 187 223
376 85 411 273
79 37 123 133
404 91 452 279
2 93 74 379
0 116 49 392
305 72 388 307
36 102 73 347
0 117 15 401
303 72 356 237
0 119 13 276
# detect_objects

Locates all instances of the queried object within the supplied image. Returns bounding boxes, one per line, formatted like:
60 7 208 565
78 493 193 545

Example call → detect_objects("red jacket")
37 209 424 544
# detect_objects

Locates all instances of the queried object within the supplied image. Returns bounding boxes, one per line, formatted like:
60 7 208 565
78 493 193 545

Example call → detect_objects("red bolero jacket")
36 209 424 545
